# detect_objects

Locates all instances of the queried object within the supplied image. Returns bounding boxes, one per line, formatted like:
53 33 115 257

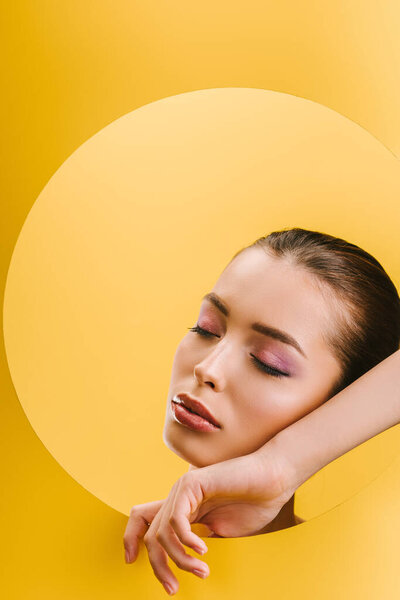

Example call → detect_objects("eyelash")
187 325 289 378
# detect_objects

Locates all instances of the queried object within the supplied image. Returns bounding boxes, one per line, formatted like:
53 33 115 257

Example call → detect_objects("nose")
193 340 231 392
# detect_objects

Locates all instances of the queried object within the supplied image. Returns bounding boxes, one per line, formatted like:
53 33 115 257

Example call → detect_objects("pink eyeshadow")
198 304 298 374
198 316 220 332
256 348 293 373
198 306 221 331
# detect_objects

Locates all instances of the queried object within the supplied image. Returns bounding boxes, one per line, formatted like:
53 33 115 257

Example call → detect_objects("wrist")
270 429 308 493
254 433 301 502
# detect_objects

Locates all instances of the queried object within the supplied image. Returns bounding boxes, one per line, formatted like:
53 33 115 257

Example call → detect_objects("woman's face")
163 246 343 468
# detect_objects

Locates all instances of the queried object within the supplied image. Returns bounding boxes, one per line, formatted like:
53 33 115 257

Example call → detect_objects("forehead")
211 246 336 351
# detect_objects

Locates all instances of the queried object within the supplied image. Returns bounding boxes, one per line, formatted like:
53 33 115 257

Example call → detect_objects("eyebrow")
202 292 308 359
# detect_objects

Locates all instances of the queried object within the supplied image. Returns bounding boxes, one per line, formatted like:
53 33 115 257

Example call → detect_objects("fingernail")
193 569 208 579
125 549 131 563
194 545 207 555
164 582 174 595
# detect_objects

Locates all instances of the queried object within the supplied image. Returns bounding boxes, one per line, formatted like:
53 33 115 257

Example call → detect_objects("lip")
172 393 221 430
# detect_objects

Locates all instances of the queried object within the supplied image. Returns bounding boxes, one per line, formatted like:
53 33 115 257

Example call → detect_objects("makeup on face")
252 345 294 376
171 399 221 432
202 291 307 356
196 297 301 377
163 247 343 470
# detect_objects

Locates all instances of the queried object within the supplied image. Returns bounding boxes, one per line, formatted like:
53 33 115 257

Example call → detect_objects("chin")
162 425 215 468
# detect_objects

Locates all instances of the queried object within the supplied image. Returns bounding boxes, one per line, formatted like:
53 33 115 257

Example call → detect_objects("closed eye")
249 354 289 378
187 324 220 338
188 325 289 378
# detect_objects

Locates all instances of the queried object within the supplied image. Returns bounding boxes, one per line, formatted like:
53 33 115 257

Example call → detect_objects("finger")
167 496 209 555
155 479 209 577
123 500 164 563
167 474 209 554
143 511 180 595
155 519 210 578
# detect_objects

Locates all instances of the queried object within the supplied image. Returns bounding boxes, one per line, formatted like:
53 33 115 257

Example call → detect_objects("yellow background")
2 3 400 598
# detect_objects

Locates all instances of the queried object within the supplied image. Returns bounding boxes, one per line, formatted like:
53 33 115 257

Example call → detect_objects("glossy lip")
172 393 221 428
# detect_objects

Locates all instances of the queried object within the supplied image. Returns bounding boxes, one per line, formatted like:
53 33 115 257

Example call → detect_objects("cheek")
223 387 299 455
234 385 302 436
252 388 325 437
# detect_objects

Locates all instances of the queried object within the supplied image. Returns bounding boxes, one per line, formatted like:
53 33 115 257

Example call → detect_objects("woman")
123 228 400 595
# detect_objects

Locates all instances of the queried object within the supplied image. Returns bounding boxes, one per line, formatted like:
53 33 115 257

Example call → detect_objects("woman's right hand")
123 441 297 595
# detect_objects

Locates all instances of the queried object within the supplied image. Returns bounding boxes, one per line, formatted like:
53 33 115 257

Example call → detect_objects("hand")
124 443 295 595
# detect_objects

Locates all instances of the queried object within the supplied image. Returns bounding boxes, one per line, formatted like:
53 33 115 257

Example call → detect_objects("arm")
269 347 400 494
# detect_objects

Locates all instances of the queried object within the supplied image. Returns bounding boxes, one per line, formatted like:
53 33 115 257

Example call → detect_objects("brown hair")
233 227 400 399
